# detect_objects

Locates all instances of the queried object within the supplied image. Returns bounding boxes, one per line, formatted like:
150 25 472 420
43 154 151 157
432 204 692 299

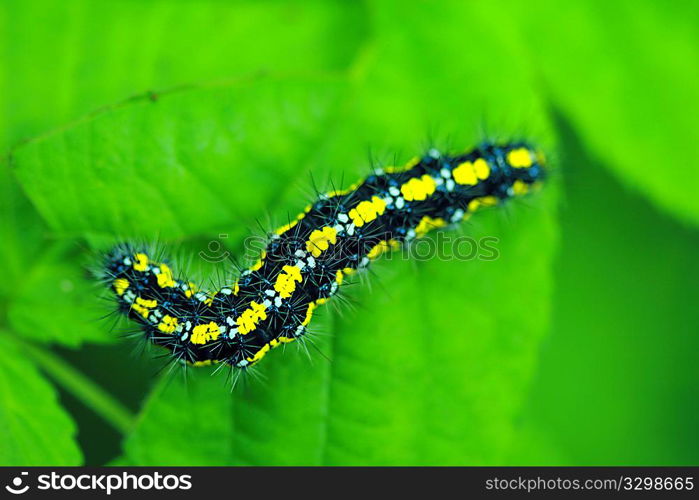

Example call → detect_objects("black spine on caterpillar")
102 141 546 369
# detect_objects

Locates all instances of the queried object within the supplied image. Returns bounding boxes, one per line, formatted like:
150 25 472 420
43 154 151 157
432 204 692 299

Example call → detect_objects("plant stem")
17 338 135 435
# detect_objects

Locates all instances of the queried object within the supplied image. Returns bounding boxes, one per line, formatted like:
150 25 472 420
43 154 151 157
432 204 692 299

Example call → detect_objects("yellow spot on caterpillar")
204 292 216 307
384 156 420 174
132 297 156 319
343 267 357 276
468 196 499 212
131 304 149 318
156 263 176 288
415 216 447 237
274 265 303 298
136 297 157 308
348 195 387 227
236 301 267 334
302 302 317 326
473 158 490 180
113 278 129 296
325 182 358 198
306 226 338 257
367 242 385 260
250 251 266 271
184 282 198 298
400 174 436 201
133 253 149 272
191 322 221 345
247 343 270 363
270 336 295 348
326 189 348 198
191 359 214 367
158 315 179 334
248 335 297 364
507 148 533 168
233 282 240 295
512 180 529 195
367 239 401 260
453 161 477 185
335 269 344 285
275 220 298 236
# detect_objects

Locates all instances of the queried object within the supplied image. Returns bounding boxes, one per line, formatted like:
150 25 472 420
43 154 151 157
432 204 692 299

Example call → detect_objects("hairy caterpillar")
102 142 545 370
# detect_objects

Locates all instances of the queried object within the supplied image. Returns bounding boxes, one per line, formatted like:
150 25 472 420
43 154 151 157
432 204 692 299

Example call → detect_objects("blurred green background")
1 0 697 465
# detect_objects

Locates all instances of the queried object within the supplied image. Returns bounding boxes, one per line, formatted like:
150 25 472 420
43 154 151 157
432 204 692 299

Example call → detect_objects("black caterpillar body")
103 142 545 369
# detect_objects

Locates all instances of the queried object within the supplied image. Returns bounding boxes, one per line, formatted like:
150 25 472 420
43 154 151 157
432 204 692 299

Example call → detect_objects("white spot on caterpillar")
337 213 349 223
451 208 465 223
395 197 405 209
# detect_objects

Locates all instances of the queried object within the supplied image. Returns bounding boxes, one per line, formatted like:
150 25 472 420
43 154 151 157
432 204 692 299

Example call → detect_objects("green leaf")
0 0 368 150
515 115 699 465
509 0 699 225
7 243 114 346
0 166 46 299
0 334 82 465
12 77 350 240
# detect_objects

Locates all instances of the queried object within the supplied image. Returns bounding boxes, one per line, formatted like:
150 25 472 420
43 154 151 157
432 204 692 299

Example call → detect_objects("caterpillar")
102 141 545 370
